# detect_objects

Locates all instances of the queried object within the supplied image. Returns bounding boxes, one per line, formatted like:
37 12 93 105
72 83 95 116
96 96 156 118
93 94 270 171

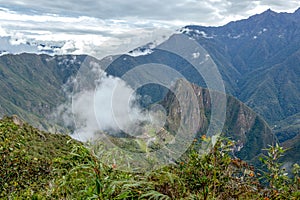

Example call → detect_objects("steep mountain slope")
0 53 88 130
282 133 300 164
161 80 275 162
0 9 298 164
239 49 300 124
274 113 300 142
0 115 82 198
180 9 300 142
0 51 276 163
2 116 298 199
103 9 300 145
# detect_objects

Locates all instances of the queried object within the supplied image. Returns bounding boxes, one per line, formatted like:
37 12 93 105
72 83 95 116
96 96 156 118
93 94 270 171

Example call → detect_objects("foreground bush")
45 138 300 199
1 116 299 199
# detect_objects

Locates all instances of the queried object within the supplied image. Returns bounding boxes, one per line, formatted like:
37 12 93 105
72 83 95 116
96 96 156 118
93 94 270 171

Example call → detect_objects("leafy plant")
1 116 300 199
259 144 300 199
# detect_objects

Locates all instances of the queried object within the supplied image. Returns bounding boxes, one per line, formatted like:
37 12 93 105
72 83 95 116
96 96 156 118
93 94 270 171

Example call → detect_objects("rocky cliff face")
161 80 276 161
101 9 300 145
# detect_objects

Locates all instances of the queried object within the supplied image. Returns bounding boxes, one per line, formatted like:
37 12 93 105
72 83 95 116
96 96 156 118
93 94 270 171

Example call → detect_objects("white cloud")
0 7 173 59
1 1 300 25
56 62 164 142
0 1 299 58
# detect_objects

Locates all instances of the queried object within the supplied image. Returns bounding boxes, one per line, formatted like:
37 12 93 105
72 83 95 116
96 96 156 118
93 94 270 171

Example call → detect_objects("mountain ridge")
0 53 90 130
161 79 275 161
179 8 300 142
0 8 299 163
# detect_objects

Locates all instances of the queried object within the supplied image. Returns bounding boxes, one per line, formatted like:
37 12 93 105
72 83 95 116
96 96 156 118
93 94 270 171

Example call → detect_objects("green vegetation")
162 82 276 163
183 11 300 145
274 113 300 142
0 51 298 165
0 53 86 130
1 116 299 199
0 116 81 198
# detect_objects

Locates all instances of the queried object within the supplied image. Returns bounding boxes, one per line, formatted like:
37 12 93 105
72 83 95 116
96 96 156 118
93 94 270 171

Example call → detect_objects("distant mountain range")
103 8 300 144
181 8 300 141
0 9 299 163
0 53 275 162
0 37 65 56
102 8 300 163
0 53 85 130
161 80 275 162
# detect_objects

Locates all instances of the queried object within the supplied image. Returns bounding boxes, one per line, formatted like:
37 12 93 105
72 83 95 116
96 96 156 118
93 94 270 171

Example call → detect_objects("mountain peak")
265 8 275 13
294 7 300 15
260 8 277 16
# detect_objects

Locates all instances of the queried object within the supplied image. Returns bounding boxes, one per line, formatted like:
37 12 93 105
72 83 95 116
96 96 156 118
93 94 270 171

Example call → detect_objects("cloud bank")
54 62 165 142
1 0 299 24
0 7 172 59
0 1 299 58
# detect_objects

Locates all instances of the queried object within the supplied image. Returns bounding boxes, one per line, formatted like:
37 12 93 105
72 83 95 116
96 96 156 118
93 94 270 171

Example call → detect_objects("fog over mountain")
1 2 300 199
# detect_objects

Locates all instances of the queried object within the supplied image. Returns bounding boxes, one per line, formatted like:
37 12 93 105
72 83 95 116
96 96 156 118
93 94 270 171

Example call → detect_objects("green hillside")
178 10 300 144
1 116 299 199
0 53 86 130
0 115 82 198
161 80 276 162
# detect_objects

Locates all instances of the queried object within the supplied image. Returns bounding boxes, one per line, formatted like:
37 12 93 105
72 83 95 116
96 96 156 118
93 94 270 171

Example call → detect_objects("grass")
1 116 299 199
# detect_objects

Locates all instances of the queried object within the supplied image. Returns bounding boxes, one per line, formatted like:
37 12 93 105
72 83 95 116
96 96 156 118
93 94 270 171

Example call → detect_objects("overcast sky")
0 0 299 58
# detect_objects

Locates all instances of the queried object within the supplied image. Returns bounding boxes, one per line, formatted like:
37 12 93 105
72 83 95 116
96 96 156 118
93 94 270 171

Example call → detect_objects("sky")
0 0 299 59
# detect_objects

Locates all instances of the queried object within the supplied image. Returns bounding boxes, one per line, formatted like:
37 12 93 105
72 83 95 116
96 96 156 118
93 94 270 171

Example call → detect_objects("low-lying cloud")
54 61 165 142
